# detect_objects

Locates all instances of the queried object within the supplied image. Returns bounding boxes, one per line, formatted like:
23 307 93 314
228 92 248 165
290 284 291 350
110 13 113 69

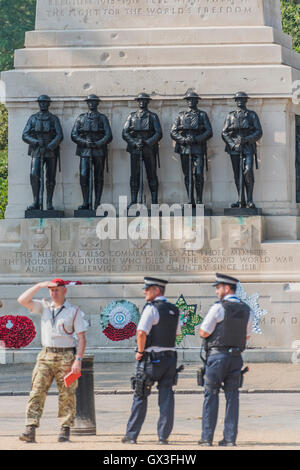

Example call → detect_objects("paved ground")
1 393 300 451
2 362 300 450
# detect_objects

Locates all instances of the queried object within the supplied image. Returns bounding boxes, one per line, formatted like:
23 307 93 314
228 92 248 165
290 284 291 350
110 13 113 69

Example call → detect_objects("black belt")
208 347 242 357
145 350 177 360
44 347 76 354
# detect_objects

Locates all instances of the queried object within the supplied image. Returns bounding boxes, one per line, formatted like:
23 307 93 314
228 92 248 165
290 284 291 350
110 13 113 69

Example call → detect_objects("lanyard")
51 306 65 327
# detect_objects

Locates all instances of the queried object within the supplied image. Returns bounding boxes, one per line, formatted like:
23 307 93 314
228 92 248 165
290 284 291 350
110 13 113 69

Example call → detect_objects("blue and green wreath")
100 300 141 342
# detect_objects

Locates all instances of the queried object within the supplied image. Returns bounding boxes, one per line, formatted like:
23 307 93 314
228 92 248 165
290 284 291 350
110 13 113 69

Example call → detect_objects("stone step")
1 347 296 364
14 44 300 69
3 64 297 100
25 27 292 49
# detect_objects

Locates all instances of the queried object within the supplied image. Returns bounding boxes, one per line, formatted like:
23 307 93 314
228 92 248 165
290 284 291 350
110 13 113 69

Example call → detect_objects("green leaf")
0 0 36 71
281 0 300 53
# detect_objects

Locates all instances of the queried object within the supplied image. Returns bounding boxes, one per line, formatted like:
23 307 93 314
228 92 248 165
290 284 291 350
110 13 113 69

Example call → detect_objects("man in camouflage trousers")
17 279 88 443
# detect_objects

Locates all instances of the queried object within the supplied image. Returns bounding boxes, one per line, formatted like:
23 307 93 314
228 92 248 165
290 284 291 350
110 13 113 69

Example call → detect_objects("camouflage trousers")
26 348 78 428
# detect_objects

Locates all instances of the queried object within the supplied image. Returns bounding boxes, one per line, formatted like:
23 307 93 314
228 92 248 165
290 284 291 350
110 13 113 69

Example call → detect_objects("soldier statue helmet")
37 95 51 102
85 94 101 102
135 92 152 101
234 91 248 102
183 91 201 101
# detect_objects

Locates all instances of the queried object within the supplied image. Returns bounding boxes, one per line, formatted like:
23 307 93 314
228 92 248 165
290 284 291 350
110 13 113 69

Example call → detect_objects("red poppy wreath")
0 316 36 349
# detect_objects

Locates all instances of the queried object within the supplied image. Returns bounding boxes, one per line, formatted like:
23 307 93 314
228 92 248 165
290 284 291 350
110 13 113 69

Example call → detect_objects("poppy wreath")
100 300 140 342
0 316 36 349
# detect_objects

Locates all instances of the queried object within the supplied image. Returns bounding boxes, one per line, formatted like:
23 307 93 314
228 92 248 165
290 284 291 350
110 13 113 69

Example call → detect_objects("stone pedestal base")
224 207 262 217
25 209 65 219
0 215 300 360
74 209 96 218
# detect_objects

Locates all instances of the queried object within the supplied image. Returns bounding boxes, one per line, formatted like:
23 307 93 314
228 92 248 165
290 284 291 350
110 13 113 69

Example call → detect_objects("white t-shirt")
31 298 88 348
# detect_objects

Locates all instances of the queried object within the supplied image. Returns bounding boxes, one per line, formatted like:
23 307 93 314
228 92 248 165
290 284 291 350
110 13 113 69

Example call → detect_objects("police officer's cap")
37 95 51 103
135 92 152 101
143 277 168 289
212 273 240 287
85 94 101 102
183 91 200 101
234 91 248 101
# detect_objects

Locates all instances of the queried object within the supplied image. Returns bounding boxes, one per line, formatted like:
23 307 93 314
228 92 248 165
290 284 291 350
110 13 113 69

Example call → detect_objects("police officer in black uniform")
170 91 213 205
198 273 253 447
122 277 181 445
71 95 113 210
222 92 263 209
122 93 162 207
22 95 63 211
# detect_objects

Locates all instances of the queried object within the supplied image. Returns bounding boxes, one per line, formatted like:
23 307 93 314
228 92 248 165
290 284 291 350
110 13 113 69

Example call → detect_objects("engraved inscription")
0 247 294 275
45 0 254 18
36 0 262 29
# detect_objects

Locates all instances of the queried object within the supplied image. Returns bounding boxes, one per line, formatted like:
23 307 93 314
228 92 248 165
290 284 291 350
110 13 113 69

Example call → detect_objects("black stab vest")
205 300 250 352
145 300 179 349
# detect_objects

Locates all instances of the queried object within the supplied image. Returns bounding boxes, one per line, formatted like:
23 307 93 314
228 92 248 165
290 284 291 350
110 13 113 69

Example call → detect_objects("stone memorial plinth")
1 0 300 363
0 215 300 363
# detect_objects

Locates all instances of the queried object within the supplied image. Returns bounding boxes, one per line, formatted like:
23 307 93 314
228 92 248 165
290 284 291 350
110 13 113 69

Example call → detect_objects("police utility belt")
131 350 182 399
143 350 177 362
207 347 242 357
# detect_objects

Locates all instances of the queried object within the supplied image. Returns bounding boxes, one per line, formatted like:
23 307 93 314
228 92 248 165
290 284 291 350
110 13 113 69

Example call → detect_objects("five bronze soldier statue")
22 91 263 213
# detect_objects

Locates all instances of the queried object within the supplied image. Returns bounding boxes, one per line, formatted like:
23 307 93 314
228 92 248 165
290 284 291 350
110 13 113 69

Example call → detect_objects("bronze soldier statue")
122 93 162 207
170 92 213 205
22 95 63 211
71 95 113 211
222 92 263 209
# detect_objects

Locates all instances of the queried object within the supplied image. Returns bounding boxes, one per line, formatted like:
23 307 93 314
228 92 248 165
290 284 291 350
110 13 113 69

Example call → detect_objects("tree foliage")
0 104 8 150
281 0 300 53
0 0 36 72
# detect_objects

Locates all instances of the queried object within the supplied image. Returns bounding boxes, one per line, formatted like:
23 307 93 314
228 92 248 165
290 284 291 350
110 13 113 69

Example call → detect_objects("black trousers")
180 153 204 203
30 157 57 206
79 156 106 206
230 152 255 204
126 353 177 441
130 147 158 194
